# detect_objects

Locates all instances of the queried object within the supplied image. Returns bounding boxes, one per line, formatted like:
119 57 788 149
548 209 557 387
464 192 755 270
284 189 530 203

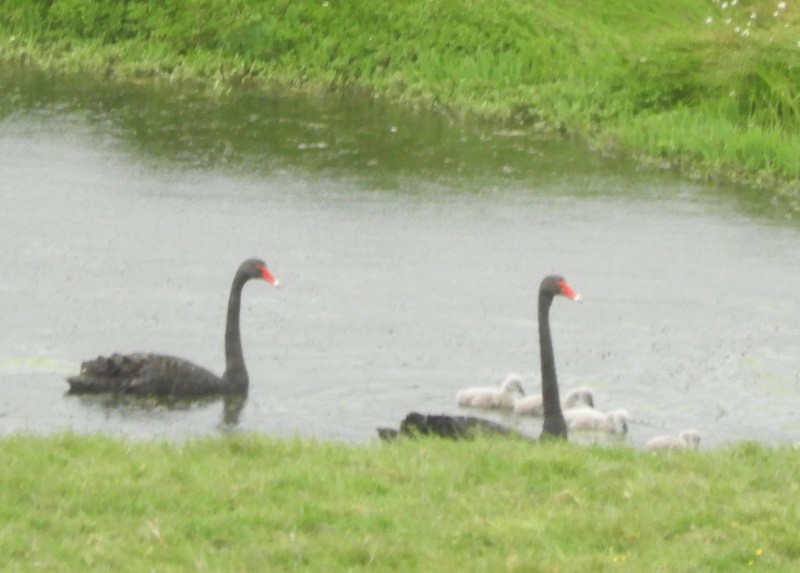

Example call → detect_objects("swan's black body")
378 412 519 441
379 274 579 441
67 258 278 398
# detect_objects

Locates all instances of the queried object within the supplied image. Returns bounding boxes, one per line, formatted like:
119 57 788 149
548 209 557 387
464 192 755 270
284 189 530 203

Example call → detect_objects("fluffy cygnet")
513 386 594 416
456 374 525 410
644 430 701 452
564 407 629 435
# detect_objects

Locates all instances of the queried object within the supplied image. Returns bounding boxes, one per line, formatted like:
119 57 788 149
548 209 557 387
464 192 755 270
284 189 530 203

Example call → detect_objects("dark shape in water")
66 258 279 398
69 391 248 429
378 275 580 441
377 412 520 441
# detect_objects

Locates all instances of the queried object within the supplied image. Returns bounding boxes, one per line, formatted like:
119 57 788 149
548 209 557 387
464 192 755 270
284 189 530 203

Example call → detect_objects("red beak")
558 279 581 301
258 264 280 287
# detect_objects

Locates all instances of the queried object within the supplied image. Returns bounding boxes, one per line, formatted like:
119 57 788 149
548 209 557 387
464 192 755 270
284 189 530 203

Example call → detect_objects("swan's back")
564 407 629 434
67 353 224 397
563 407 605 431
513 394 544 415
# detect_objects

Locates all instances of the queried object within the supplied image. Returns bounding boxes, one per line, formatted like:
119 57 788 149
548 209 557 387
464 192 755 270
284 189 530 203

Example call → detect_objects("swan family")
458 378 628 435
379 275 583 440
66 264 703 450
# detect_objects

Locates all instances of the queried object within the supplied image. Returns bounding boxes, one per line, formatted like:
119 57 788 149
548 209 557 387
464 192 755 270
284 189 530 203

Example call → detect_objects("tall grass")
1 433 799 571
1 0 799 205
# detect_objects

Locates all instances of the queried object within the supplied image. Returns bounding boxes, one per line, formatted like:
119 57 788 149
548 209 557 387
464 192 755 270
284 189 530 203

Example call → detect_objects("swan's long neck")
223 272 249 393
539 291 568 439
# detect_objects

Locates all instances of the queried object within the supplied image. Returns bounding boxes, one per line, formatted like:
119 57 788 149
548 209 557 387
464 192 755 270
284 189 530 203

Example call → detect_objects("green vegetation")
1 1 800 206
1 433 799 571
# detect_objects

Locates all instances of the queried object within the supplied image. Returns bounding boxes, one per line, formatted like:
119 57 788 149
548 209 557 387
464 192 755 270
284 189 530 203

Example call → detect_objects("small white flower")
722 1 729 8
751 12 758 19
725 18 732 25
731 0 738 5
778 2 787 10
774 10 780 16
706 16 714 24
734 26 741 33
742 28 751 36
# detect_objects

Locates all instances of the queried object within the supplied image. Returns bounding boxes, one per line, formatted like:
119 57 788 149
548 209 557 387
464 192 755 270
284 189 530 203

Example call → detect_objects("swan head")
611 409 630 435
557 278 581 301
679 430 701 449
541 275 582 302
501 374 526 396
399 412 428 436
564 386 595 408
239 258 280 287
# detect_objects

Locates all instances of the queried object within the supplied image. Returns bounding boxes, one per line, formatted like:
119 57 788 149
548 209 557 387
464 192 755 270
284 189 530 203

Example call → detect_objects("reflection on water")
2 69 782 212
1 70 798 448
67 392 247 432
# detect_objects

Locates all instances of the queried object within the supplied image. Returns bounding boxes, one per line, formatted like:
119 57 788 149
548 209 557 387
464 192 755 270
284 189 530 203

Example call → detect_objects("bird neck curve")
223 271 249 392
539 290 568 439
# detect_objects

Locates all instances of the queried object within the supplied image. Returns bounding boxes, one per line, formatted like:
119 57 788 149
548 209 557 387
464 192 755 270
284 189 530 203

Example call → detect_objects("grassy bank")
1 433 799 571
1 0 800 207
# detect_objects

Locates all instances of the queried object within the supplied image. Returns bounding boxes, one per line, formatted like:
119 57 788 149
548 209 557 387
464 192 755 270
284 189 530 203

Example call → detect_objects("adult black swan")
378 274 581 441
66 258 279 398
536 275 581 439
377 412 521 441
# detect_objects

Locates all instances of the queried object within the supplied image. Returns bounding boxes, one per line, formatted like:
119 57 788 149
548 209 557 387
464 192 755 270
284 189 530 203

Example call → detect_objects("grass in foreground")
1 433 799 571
1 0 800 208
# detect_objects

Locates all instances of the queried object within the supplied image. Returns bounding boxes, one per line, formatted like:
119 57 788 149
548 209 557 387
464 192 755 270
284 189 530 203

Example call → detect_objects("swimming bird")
513 385 594 416
66 258 279 398
456 374 525 409
564 407 629 435
377 412 522 441
644 430 701 451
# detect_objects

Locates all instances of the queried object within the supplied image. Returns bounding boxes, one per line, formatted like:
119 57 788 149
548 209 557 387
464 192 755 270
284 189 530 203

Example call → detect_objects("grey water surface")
1 72 798 448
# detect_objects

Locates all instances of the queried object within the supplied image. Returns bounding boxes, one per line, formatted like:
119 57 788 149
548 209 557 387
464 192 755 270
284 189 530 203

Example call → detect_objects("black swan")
379 274 581 440
66 258 279 398
377 412 522 441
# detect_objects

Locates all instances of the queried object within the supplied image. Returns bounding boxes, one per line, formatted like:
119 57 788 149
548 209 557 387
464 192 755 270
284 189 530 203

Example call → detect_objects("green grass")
1 0 800 207
1 433 799 571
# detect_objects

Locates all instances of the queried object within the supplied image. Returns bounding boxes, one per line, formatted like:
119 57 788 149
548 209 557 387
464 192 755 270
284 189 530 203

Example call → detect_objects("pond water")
1 72 798 448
